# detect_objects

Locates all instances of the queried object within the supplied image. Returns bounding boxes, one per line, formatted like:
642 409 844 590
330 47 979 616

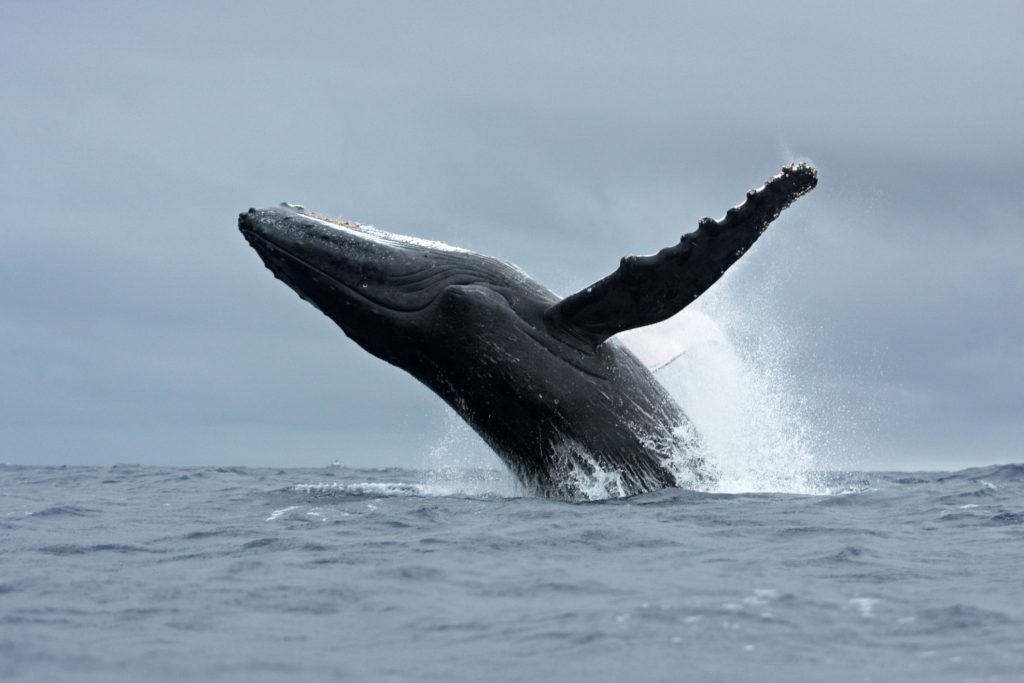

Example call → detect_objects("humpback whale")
239 164 817 499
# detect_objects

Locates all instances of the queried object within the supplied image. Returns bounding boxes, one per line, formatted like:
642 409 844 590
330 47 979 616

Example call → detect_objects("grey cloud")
2 1 1021 469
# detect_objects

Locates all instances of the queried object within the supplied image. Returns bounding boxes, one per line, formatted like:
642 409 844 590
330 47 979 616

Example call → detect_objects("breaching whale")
239 164 817 499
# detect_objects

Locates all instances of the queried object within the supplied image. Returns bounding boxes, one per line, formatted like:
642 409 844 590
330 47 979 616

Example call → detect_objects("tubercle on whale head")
238 204 446 344
238 203 366 240
278 202 368 232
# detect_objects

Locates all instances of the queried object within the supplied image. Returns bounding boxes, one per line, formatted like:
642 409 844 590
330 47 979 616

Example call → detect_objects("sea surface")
1 463 1022 682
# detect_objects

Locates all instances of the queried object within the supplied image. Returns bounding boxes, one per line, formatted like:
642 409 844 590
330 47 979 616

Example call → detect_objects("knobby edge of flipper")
544 163 818 351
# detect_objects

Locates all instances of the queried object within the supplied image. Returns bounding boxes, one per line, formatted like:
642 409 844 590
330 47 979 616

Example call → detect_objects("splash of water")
637 304 835 495
421 413 519 497
421 285 840 498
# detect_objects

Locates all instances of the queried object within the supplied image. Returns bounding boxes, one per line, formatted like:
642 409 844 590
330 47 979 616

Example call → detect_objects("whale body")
239 164 817 498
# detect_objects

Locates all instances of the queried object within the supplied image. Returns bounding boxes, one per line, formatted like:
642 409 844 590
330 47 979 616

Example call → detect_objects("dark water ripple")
0 464 1022 682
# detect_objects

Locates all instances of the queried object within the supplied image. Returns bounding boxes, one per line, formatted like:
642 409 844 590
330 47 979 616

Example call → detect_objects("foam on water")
553 438 630 500
294 482 432 497
648 307 828 494
420 413 519 498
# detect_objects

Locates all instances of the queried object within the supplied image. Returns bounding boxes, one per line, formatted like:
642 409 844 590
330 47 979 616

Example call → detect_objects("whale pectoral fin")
544 164 818 350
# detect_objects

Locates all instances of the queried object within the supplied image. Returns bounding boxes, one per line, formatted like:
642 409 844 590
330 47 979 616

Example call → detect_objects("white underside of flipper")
616 310 728 372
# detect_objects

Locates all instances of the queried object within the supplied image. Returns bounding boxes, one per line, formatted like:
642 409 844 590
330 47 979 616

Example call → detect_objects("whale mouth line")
241 228 440 315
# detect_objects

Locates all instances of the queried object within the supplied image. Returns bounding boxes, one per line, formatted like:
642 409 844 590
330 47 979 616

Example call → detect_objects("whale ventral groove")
238 164 818 499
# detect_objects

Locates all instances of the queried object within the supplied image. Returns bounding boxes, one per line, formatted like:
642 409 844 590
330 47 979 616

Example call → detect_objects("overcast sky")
2 1 1021 472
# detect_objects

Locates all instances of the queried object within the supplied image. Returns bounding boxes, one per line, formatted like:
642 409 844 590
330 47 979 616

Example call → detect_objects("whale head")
239 203 555 366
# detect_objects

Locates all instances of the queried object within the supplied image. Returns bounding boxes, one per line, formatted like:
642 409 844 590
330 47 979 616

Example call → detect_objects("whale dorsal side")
544 163 818 351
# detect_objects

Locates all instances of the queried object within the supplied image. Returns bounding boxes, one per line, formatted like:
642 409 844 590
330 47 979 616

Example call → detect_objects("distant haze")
2 1 1021 471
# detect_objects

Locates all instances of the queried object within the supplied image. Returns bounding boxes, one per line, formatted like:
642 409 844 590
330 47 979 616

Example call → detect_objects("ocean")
2 462 1022 682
